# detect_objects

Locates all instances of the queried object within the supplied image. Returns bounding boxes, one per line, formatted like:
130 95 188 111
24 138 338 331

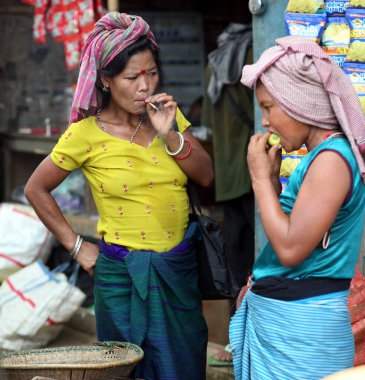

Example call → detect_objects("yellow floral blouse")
51 109 191 252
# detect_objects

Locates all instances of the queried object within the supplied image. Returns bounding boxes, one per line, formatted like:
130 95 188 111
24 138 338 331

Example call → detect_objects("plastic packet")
284 12 327 43
286 0 325 13
349 0 365 6
280 156 302 177
322 17 350 66
346 7 365 62
324 0 349 17
279 145 308 193
343 62 365 113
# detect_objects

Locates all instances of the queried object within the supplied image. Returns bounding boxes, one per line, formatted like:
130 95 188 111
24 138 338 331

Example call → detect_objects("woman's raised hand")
247 132 282 184
145 93 177 138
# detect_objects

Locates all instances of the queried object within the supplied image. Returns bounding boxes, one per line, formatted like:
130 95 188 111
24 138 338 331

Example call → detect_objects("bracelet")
165 132 185 156
70 234 83 260
174 140 192 160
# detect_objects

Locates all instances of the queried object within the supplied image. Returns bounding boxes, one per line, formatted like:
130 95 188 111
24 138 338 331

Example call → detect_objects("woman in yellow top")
25 12 213 380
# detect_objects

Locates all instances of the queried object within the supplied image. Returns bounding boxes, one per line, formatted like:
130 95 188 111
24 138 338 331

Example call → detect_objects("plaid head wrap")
69 12 158 125
241 35 365 183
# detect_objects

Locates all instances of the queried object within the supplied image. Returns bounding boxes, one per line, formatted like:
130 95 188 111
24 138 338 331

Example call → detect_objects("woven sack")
0 202 54 280
0 260 86 351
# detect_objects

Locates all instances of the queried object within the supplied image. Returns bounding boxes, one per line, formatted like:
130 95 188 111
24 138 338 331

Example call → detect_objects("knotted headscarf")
241 35 365 183
69 12 158 125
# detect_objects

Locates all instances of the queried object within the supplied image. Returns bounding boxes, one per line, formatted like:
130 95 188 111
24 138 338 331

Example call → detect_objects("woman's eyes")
126 71 158 80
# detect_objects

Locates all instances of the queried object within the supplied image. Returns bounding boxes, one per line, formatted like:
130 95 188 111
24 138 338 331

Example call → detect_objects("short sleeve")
176 107 191 133
50 120 90 171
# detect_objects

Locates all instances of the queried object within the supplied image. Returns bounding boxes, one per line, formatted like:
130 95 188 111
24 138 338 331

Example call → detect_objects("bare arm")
248 134 351 267
163 128 214 186
24 156 99 275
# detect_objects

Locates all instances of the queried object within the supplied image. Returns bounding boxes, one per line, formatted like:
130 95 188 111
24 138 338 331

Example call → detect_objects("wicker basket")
0 341 143 380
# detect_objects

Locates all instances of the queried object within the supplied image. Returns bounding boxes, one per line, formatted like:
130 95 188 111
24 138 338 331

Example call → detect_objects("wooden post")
107 0 119 12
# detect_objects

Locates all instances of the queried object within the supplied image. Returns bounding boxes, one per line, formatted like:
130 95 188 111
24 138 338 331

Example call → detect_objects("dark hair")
98 36 161 107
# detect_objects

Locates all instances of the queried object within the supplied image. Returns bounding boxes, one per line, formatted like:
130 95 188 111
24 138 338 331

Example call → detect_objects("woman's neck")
306 128 344 152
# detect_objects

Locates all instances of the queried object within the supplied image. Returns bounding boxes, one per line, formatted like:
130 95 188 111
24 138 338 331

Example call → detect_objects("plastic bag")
0 203 54 280
0 260 86 350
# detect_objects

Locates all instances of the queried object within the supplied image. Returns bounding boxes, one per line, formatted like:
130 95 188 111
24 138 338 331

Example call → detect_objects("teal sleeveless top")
253 138 365 280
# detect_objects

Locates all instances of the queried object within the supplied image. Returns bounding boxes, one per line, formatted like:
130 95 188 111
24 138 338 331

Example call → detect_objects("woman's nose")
261 118 269 129
138 76 149 92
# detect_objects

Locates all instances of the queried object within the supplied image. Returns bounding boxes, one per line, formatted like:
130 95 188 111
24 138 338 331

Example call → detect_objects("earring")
102 85 109 93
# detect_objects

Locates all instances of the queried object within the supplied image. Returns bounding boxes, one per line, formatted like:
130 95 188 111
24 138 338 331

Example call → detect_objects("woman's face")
256 80 309 152
102 49 159 114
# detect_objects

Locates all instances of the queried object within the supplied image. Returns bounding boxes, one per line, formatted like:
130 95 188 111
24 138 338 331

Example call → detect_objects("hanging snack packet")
324 0 349 17
346 7 365 62
322 17 350 66
286 0 325 13
349 0 365 6
284 12 327 43
343 62 365 113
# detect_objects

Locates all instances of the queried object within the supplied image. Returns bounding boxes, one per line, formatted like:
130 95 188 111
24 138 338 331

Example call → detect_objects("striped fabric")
94 223 208 380
69 12 158 125
241 35 365 183
229 290 354 380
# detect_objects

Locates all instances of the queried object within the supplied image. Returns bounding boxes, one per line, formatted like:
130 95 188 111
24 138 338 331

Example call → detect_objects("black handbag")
188 182 240 300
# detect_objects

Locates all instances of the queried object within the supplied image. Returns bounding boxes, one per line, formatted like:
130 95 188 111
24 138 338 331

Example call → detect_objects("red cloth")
24 0 106 70
348 266 365 366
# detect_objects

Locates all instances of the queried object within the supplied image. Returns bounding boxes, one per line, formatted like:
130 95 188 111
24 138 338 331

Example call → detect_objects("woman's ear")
99 73 110 90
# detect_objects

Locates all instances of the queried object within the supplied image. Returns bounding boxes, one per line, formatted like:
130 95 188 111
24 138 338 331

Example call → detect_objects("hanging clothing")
26 0 105 71
207 23 252 105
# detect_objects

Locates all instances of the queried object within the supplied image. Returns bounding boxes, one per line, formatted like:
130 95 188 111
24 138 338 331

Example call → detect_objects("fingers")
146 93 176 112
248 132 270 152
267 143 282 159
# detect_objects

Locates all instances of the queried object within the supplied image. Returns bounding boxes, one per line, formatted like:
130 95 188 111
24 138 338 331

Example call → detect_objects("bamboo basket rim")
0 341 144 370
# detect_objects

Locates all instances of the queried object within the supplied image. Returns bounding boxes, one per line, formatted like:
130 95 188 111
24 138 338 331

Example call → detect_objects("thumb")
268 144 282 160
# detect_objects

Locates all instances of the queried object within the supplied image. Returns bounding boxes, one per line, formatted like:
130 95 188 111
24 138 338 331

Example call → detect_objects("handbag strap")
187 181 203 216
51 260 80 286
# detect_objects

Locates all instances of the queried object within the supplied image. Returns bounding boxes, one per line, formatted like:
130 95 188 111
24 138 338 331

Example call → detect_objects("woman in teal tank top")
229 36 365 380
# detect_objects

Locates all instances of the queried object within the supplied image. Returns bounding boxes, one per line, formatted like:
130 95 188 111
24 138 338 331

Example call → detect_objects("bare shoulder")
303 149 351 198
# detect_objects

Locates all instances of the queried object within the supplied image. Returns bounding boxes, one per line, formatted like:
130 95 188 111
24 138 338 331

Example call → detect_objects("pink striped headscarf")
241 35 365 182
69 12 158 125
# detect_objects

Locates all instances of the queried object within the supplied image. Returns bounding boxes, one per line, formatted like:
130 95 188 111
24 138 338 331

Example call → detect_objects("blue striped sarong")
229 289 354 380
94 222 208 380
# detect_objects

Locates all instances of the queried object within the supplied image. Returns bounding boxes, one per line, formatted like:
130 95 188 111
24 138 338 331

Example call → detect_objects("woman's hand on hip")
145 93 177 138
75 241 99 277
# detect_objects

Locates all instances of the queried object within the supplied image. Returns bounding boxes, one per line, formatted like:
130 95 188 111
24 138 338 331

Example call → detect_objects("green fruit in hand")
268 133 281 146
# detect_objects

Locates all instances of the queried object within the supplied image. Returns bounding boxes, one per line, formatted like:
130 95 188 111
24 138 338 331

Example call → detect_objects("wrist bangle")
165 132 185 156
70 234 83 260
174 140 192 160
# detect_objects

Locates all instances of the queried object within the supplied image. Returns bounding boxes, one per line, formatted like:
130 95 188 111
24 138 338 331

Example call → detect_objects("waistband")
99 237 193 261
251 276 351 301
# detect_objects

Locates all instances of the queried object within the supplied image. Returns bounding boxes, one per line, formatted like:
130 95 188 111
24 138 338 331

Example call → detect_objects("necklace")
96 109 144 143
324 131 345 140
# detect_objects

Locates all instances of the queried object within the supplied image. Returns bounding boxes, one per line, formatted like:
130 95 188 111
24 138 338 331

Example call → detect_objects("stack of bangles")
70 234 83 260
164 131 192 160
